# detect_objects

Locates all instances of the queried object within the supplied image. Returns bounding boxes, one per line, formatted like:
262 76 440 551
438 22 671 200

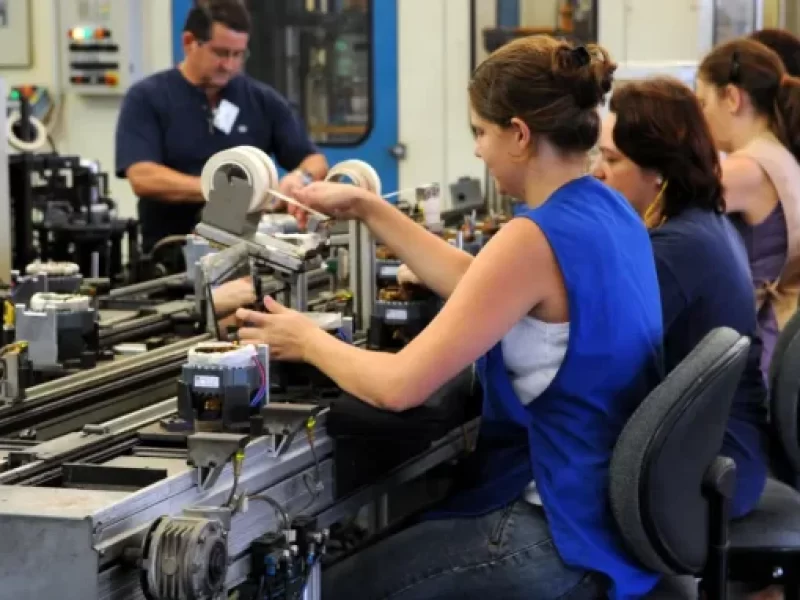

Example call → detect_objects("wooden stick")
265 188 331 220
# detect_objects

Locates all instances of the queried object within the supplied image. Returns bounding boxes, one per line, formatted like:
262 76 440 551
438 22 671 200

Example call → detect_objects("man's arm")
126 163 204 202
115 83 204 203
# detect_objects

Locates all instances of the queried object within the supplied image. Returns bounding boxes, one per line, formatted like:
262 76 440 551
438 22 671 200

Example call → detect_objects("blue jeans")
322 500 605 599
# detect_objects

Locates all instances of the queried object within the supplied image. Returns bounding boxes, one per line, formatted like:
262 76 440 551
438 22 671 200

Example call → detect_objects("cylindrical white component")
200 146 279 213
258 213 299 235
29 292 91 312
6 111 48 152
186 341 260 368
419 183 442 227
326 159 382 196
25 260 81 277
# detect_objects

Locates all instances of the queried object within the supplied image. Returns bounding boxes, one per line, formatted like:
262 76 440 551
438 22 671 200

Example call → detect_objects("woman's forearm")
358 194 472 298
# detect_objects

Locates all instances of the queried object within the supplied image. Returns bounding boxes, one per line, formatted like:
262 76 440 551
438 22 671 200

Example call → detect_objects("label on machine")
379 265 399 278
193 375 221 389
385 308 408 322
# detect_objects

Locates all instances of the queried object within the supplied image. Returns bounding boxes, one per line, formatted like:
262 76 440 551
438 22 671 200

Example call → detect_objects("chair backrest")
768 309 800 474
609 327 750 575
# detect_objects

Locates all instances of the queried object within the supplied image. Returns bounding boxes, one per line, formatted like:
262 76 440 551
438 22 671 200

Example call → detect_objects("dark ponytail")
775 76 800 162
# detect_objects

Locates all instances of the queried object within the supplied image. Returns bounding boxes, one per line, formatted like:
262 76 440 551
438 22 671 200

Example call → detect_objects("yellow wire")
3 300 14 327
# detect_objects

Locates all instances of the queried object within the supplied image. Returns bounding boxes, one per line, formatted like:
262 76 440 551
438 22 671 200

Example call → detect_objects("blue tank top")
431 177 664 599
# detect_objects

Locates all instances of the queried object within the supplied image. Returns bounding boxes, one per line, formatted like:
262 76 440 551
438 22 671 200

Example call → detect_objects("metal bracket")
196 175 328 274
183 505 233 532
186 432 249 491
0 349 26 405
258 403 322 456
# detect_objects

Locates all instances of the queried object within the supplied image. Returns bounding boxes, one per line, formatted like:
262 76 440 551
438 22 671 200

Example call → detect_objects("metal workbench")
0 391 479 600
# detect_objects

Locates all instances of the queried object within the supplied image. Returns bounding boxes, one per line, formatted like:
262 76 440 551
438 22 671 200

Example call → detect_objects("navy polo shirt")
115 68 319 250
651 207 768 517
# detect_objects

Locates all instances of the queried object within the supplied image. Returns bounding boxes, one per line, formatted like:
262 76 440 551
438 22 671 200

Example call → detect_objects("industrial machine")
0 149 485 599
7 147 139 283
369 243 440 351
0 337 479 600
0 79 11 283
0 390 479 599
3 82 140 285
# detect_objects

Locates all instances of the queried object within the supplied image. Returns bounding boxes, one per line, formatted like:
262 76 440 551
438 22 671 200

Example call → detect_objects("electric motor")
11 261 83 306
15 292 96 369
25 260 81 278
140 516 229 600
176 341 269 432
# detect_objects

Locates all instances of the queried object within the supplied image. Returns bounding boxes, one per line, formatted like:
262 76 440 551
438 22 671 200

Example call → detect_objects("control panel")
57 0 145 95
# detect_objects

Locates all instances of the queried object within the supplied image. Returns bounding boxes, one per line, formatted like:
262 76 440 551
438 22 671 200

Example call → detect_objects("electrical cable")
6 111 48 152
250 355 267 407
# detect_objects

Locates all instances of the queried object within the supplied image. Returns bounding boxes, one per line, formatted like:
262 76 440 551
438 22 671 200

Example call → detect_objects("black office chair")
726 310 800 597
765 307 800 488
609 327 751 600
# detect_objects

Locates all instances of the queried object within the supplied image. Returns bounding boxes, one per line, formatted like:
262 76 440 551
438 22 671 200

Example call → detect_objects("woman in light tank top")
696 37 800 380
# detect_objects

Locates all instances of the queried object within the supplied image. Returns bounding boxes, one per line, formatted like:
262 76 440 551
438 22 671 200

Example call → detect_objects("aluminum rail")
0 335 209 440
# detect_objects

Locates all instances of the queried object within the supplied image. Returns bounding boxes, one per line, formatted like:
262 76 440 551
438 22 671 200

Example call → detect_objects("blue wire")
250 388 265 408
250 355 267 408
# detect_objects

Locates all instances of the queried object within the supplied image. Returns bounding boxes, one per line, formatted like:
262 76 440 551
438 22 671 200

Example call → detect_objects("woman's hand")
236 296 320 361
291 182 371 229
212 277 256 316
397 264 423 286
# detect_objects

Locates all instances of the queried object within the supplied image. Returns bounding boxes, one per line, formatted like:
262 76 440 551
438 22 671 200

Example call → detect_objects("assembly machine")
0 148 485 600
6 87 139 283
0 364 479 600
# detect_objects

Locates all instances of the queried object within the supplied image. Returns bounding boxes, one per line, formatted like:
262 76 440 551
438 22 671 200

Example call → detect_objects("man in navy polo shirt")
114 0 328 252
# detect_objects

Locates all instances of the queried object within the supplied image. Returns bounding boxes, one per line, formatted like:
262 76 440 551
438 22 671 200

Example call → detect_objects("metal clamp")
186 432 249 490
196 175 327 275
256 402 323 456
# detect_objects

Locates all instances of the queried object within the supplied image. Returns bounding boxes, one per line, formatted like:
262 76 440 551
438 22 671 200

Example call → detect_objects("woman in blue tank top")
236 36 664 599
593 77 769 519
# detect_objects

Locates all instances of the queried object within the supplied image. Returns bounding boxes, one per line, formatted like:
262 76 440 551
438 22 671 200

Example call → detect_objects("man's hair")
183 0 250 41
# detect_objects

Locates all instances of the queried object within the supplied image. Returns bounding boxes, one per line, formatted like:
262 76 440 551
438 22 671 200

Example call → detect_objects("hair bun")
553 43 616 110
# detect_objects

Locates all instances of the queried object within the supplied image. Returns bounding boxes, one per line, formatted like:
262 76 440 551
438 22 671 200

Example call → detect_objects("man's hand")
211 277 256 316
270 170 310 211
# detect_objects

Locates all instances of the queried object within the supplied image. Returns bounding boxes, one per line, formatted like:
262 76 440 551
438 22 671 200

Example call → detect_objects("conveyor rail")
0 335 209 440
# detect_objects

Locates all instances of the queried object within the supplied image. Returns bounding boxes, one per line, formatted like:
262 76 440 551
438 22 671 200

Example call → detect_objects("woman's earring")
655 175 664 186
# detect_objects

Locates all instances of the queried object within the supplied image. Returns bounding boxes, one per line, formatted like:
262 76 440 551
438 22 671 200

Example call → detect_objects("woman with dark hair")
696 38 800 379
593 77 768 519
750 28 800 76
237 35 665 599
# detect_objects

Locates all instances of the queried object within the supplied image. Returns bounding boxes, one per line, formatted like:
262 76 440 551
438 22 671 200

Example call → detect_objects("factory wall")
1 0 173 220
1 0 792 223
397 0 487 205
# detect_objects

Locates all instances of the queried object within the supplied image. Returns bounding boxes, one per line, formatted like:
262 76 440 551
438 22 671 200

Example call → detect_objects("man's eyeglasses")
201 43 250 62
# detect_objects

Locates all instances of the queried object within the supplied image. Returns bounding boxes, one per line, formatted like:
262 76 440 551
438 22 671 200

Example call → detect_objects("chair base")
728 548 800 599
699 457 737 600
